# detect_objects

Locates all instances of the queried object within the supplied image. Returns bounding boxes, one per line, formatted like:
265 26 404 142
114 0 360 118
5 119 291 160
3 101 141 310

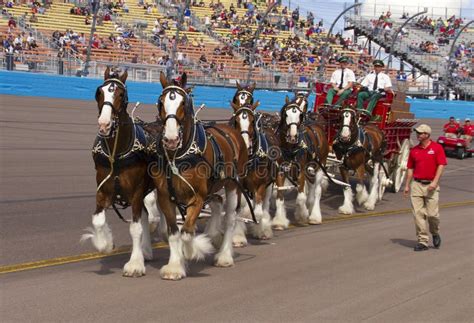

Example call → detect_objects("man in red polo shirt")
462 118 473 146
404 124 447 251
443 116 460 138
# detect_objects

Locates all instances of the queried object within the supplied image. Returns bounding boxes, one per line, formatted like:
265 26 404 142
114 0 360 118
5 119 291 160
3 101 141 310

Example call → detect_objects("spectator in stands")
26 32 37 50
8 17 17 29
85 15 91 25
30 13 38 23
357 60 392 118
325 56 355 107
443 116 460 138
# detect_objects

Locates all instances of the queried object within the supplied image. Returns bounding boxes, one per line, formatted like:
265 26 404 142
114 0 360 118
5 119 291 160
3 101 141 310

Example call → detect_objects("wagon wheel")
391 139 410 193
378 161 390 201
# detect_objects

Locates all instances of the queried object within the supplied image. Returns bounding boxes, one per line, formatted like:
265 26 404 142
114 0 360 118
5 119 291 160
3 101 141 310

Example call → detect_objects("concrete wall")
1 71 472 119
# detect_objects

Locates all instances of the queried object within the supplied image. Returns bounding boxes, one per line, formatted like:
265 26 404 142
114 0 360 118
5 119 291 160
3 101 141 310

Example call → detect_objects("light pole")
246 2 278 84
445 20 473 99
82 0 100 77
385 8 427 73
318 3 362 80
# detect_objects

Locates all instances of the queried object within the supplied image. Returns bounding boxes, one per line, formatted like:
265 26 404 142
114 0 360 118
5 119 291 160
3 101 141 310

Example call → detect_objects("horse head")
279 96 304 144
231 100 260 151
338 108 358 143
95 66 128 137
294 91 310 114
232 81 256 107
157 71 193 151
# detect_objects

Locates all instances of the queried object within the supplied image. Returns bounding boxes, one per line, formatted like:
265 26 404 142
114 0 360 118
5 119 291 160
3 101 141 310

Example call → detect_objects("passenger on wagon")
443 116 460 138
325 56 355 107
356 60 392 117
462 118 473 146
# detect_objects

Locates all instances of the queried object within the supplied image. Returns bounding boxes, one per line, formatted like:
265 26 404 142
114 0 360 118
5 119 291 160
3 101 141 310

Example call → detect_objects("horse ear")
249 82 256 92
160 71 168 88
236 81 242 91
181 72 187 88
285 96 290 104
230 101 239 111
104 66 111 79
251 100 260 110
119 70 128 83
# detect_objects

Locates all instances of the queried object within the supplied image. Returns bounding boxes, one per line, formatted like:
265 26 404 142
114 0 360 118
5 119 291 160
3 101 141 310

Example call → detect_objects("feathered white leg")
306 180 316 212
215 189 238 267
355 183 369 206
254 184 273 239
294 191 309 225
272 198 289 230
205 198 224 248
144 190 160 233
160 231 186 280
321 175 329 194
233 198 248 247
309 170 323 224
80 210 114 253
140 212 153 261
364 162 380 211
251 202 273 239
123 222 146 277
338 186 355 215
181 232 214 261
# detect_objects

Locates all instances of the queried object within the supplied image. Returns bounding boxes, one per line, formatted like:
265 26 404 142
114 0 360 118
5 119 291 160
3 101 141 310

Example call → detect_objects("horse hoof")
123 262 146 278
160 265 186 281
214 256 234 268
272 225 286 231
232 241 247 248
364 204 375 211
338 208 353 215
308 220 322 225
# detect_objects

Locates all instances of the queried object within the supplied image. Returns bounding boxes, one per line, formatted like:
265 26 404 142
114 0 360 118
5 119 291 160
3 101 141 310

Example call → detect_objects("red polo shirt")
407 140 447 180
463 124 473 136
443 122 460 134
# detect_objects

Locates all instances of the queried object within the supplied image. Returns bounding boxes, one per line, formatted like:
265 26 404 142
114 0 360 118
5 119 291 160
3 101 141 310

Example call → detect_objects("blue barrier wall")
1 71 472 119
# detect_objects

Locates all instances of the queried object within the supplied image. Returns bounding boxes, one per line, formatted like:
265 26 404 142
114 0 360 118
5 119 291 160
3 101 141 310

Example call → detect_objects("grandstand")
1 0 472 99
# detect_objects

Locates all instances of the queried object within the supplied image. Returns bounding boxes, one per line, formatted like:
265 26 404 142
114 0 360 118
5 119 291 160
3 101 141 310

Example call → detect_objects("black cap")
373 59 384 67
338 56 349 63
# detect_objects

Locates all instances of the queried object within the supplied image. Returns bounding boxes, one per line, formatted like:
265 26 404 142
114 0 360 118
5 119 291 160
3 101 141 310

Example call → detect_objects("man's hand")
337 89 344 95
403 185 410 197
427 182 437 191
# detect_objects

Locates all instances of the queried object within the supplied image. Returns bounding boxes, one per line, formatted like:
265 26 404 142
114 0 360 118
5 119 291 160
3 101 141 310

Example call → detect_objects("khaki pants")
445 133 457 139
410 181 440 246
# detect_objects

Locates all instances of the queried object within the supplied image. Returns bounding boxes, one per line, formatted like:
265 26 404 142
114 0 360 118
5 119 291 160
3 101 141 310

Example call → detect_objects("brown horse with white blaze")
333 108 385 214
272 96 329 229
149 72 248 280
230 98 278 242
81 67 154 277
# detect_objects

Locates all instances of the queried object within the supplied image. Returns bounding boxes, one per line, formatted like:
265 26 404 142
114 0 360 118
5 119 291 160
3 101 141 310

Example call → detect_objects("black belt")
414 178 432 185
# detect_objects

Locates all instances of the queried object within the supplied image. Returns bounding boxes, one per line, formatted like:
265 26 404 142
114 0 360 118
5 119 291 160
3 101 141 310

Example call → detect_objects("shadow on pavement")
390 238 417 249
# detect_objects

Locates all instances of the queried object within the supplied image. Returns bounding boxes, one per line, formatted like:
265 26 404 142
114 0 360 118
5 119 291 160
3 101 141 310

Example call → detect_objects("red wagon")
313 82 418 196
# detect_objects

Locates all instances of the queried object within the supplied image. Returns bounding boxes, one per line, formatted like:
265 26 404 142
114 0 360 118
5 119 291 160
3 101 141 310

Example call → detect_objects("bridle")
280 102 304 144
233 89 254 106
157 85 194 153
232 105 256 137
95 78 128 138
338 108 357 144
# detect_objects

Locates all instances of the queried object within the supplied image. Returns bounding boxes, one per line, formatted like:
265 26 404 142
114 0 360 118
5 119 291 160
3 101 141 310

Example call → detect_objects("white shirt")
330 68 356 89
361 71 392 91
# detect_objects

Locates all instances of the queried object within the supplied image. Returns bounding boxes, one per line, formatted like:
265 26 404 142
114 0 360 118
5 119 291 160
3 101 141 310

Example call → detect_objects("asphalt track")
1 94 473 322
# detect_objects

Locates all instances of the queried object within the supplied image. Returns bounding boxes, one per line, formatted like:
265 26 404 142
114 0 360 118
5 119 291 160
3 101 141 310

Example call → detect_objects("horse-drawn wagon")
312 82 417 201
